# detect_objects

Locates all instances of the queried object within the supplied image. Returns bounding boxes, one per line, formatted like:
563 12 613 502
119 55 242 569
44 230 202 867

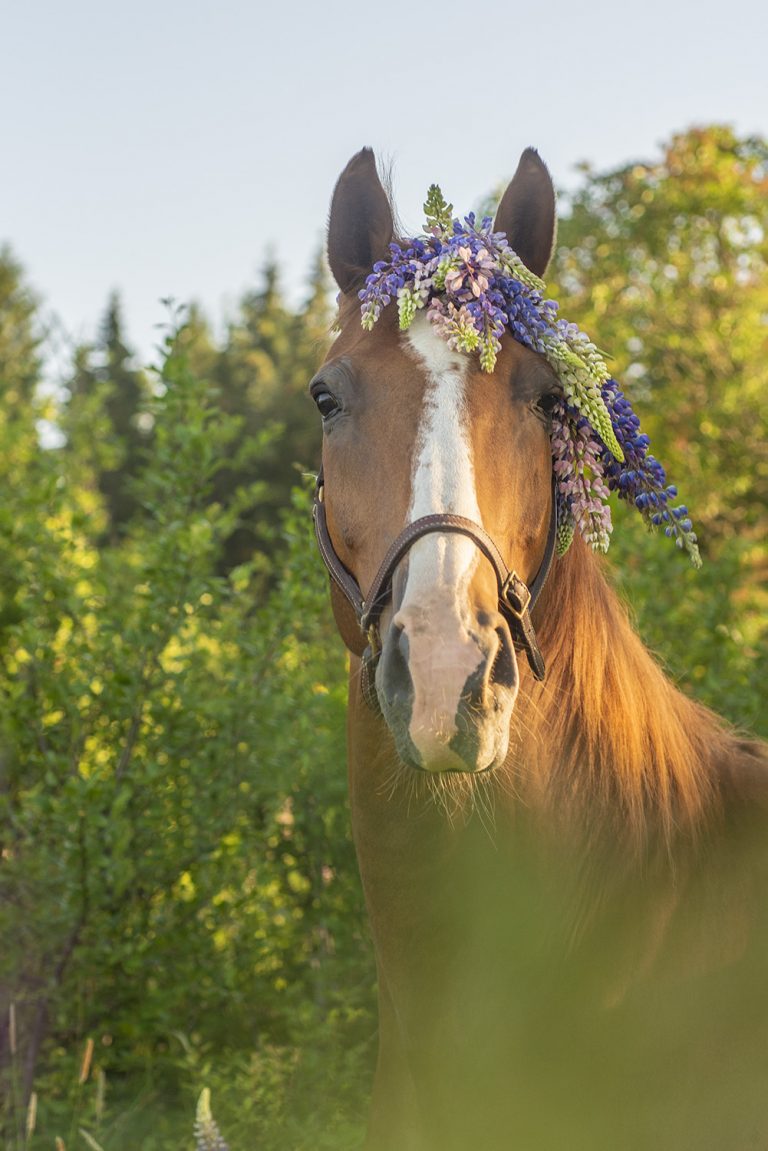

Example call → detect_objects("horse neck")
515 539 729 849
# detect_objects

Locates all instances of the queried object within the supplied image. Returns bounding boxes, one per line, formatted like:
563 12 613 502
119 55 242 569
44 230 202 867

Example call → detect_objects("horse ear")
328 148 394 295
493 148 556 278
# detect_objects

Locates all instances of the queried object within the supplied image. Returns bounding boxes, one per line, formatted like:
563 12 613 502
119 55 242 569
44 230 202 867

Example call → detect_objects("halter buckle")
501 572 532 618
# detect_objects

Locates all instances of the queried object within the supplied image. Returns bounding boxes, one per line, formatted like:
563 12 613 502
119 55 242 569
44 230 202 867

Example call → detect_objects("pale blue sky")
3 0 765 367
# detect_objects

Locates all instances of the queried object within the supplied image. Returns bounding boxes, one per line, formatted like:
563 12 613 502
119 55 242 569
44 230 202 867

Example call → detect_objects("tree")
0 250 47 650
209 256 332 569
548 126 768 731
63 293 151 540
0 247 42 411
0 313 368 1149
551 125 768 542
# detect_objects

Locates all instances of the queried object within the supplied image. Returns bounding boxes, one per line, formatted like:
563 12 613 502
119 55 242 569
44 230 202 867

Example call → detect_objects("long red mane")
518 534 764 849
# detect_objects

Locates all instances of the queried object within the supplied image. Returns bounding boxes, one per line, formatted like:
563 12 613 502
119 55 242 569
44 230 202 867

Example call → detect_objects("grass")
2 1005 370 1151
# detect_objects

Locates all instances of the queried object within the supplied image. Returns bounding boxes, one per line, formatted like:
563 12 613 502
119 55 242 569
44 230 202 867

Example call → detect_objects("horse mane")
517 535 765 852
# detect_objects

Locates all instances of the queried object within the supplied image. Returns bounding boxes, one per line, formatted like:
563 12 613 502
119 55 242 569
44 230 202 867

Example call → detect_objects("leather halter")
312 468 558 708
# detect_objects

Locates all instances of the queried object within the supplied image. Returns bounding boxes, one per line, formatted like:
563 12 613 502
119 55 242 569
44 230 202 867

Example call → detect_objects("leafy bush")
1 315 372 1150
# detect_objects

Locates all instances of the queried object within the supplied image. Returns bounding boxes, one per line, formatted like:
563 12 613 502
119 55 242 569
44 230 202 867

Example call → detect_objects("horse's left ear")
493 148 556 278
328 148 394 295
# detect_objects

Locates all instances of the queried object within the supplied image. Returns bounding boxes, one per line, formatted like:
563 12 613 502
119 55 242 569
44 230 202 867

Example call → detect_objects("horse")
311 147 768 1150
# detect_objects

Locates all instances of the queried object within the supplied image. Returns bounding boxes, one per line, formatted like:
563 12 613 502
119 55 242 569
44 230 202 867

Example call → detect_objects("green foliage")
0 308 371 1150
549 125 768 737
202 256 333 569
0 247 42 409
553 126 768 538
62 294 151 540
1 124 765 1149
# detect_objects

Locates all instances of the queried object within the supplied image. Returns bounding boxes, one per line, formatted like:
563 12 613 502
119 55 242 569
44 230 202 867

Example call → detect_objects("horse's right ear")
493 148 556 278
328 149 394 295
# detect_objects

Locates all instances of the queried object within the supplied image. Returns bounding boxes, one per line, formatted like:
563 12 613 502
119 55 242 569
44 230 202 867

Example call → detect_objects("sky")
3 0 765 369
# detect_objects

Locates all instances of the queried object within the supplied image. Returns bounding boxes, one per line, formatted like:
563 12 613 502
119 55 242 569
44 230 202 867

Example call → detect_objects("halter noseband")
312 469 558 709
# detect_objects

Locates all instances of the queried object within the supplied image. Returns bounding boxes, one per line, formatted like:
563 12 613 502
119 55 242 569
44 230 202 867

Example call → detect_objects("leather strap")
312 480 365 618
361 514 515 631
312 468 557 684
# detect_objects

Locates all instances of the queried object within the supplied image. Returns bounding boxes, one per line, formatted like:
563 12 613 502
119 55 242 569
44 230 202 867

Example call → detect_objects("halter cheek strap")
312 469 558 703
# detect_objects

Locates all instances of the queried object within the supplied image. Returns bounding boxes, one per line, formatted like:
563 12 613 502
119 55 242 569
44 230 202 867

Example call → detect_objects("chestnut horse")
312 148 768 1150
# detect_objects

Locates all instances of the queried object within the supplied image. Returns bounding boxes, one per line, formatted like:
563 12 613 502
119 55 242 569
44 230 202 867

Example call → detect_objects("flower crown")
358 185 700 566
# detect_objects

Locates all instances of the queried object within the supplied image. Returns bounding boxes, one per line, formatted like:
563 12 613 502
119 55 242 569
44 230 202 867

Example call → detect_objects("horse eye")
313 389 340 420
534 391 561 420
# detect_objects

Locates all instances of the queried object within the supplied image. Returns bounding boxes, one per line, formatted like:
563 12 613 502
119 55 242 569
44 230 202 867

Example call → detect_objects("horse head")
314 148 560 775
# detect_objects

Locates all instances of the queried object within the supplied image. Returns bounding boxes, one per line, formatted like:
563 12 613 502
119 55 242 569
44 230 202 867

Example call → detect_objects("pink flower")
444 246 494 301
551 406 613 552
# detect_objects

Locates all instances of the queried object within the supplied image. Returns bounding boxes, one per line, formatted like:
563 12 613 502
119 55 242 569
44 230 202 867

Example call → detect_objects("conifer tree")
64 293 149 540
209 256 332 568
0 247 42 410
0 250 44 645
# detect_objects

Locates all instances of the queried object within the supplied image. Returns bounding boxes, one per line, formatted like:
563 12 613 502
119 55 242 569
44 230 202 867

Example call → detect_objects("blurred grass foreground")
1 125 767 1148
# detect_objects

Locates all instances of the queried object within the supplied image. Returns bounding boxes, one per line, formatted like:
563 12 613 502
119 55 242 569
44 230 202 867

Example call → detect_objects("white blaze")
404 316 482 578
396 314 485 765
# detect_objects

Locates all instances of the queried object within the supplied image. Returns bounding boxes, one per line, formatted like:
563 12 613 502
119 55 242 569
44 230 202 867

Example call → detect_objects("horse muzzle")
374 609 519 774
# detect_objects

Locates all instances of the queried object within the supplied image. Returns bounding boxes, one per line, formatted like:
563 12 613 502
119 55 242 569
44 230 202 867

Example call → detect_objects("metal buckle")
501 572 531 618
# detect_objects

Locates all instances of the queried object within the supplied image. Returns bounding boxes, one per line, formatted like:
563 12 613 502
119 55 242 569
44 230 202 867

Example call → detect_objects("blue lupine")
601 378 700 565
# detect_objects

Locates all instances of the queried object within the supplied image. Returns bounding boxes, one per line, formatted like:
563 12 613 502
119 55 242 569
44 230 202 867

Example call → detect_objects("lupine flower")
555 498 577 558
601 379 701 566
551 404 613 553
443 245 495 299
424 183 454 233
194 1089 230 1151
356 186 699 563
428 298 481 354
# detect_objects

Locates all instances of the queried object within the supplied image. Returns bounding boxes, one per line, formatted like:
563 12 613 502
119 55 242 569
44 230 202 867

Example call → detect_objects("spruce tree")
210 257 332 569
64 293 149 540
0 247 42 410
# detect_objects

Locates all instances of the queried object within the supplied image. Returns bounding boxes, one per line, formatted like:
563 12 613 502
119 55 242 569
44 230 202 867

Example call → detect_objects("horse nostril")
490 623 517 693
378 621 412 709
392 621 409 663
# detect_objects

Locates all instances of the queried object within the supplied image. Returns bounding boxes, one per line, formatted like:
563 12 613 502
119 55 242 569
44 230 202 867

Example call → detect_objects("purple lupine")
551 405 613 553
355 191 700 564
